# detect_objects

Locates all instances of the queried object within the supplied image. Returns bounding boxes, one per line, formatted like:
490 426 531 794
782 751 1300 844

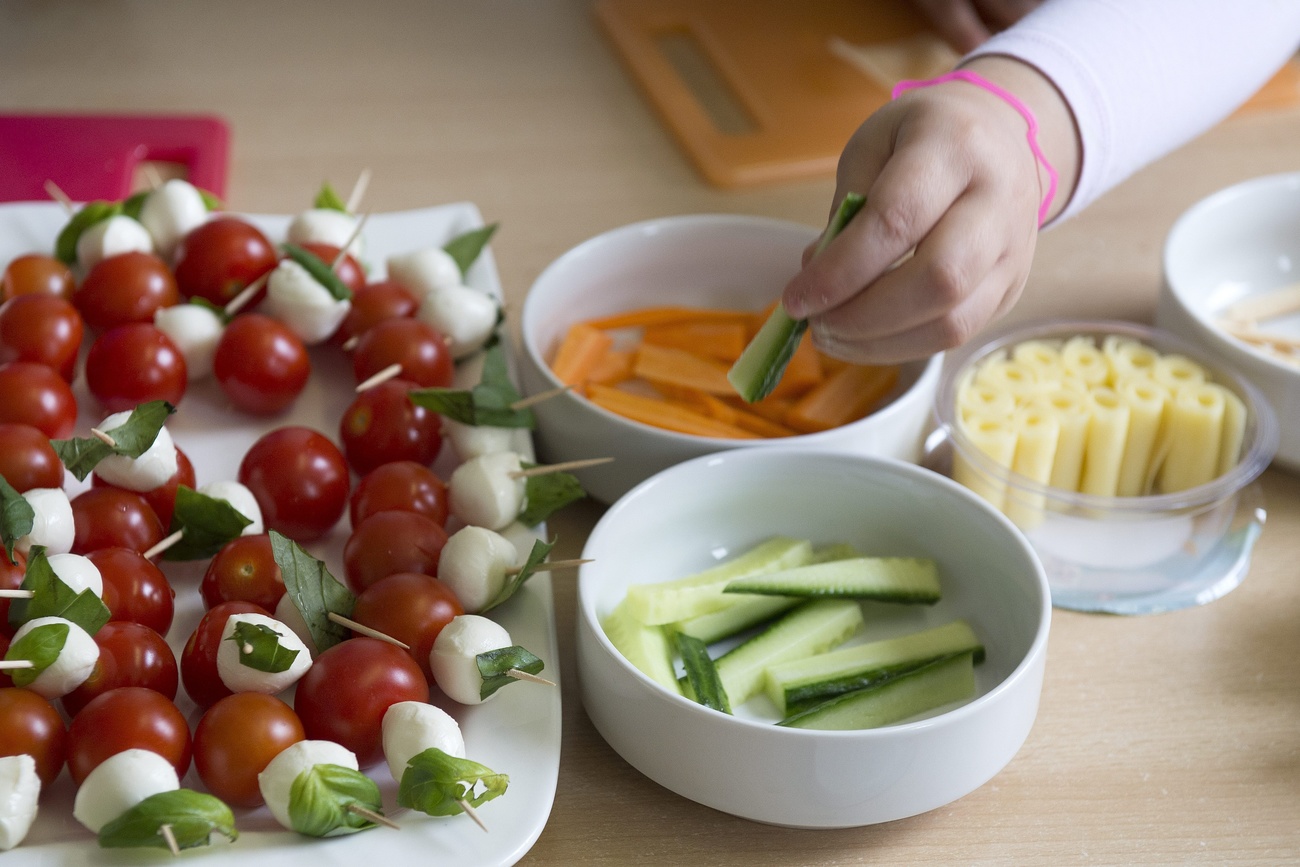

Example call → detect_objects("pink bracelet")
892 69 1059 226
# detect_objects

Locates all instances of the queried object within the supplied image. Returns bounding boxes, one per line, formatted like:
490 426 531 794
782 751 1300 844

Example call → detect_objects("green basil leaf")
163 486 252 561
288 763 383 837
227 620 300 673
51 400 176 482
0 475 35 565
519 469 585 527
7 548 110 635
281 242 353 301
119 190 148 221
198 188 223 211
5 620 69 688
442 223 498 277
54 200 121 264
98 789 237 851
270 531 355 653
476 644 544 701
313 181 349 212
397 748 508 817
482 538 554 613
186 296 231 324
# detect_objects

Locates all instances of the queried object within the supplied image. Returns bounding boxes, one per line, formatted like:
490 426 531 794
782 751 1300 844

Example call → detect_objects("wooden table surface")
2 2 1297 864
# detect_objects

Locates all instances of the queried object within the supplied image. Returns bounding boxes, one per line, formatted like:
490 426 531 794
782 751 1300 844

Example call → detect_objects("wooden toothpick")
506 558 591 576
355 362 404 393
347 804 401 830
506 669 556 686
43 180 74 214
327 612 410 650
90 428 117 447
346 168 372 214
0 660 35 671
159 823 181 856
510 457 612 479
0 589 35 599
459 800 488 833
142 530 184 561
509 385 571 411
331 211 370 269
224 270 271 317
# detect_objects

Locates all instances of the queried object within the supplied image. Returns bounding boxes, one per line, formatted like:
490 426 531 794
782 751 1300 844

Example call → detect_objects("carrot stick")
784 363 900 433
582 306 754 331
550 323 615 387
643 320 749 363
586 348 635 386
587 385 760 439
633 343 735 395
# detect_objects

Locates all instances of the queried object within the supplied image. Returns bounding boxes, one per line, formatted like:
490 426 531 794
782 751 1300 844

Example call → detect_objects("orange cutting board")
594 0 1300 189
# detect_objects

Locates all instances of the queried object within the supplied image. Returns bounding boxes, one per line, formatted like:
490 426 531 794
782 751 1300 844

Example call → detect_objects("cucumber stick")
601 598 681 695
725 557 941 603
674 632 731 713
764 619 984 714
624 537 814 626
714 599 863 706
727 192 867 403
779 651 977 730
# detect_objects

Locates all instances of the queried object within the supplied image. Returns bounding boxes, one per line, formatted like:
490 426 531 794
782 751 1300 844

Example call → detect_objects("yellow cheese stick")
1115 379 1168 497
1079 387 1131 497
957 377 1016 422
1011 339 1061 380
1214 384 1247 478
972 358 1040 405
1004 408 1061 529
1102 335 1160 385
1158 384 1225 493
953 414 1018 511
1028 390 1090 493
1060 336 1109 387
1151 353 1207 392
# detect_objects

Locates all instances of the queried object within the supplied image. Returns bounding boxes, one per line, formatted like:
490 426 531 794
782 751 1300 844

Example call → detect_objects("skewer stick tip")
347 803 401 830
355 362 404 393
327 611 411 650
459 800 489 833
142 529 185 561
506 668 556 686
90 428 117 447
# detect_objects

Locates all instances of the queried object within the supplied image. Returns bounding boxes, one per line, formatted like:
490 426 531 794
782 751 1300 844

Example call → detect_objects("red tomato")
70 488 165 555
173 217 278 307
0 294 84 381
92 444 195 529
74 251 180 331
238 427 350 542
352 572 463 682
212 313 310 415
333 279 417 347
349 460 449 527
0 361 78 438
339 379 444 475
180 601 268 709
85 323 187 413
343 509 449 593
0 687 68 786
0 422 64 492
61 621 179 717
293 637 428 767
1 254 74 302
352 317 454 388
201 533 285 612
193 693 304 807
297 242 366 295
0 551 26 639
66 686 192 785
88 547 176 636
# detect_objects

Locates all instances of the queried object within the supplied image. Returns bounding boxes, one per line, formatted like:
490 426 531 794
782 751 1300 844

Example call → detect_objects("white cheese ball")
138 179 209 260
258 740 359 834
264 259 352 345
442 417 515 463
429 614 513 705
198 479 264 535
417 284 498 360
387 247 460 299
46 552 103 597
381 701 465 785
75 214 154 271
438 525 517 614
93 412 178 492
216 612 312 695
72 748 179 833
16 487 74 556
0 755 40 851
448 451 526 531
154 302 224 380
286 208 363 258
10 616 98 699
273 593 317 659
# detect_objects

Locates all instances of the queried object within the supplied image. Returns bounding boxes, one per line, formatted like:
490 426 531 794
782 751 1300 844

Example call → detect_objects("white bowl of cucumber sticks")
576 448 1051 828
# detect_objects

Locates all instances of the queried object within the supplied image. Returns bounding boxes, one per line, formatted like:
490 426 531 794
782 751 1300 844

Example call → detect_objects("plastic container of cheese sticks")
928 320 1278 614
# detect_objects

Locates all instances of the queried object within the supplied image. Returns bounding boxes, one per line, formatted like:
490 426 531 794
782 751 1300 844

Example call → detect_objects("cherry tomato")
343 509 448 593
85 323 187 413
88 547 176 636
333 279 417 347
0 422 64 492
61 621 179 717
349 460 449 527
0 361 78 438
0 294 84 381
173 217 278 306
70 488 165 555
293 637 428 767
66 686 192 785
74 251 180 331
0 551 27 639
297 242 366 295
352 317 454 388
339 379 444 475
180 601 268 709
239 427 350 542
212 313 310 415
95 444 195 529
201 533 285 612
1 253 74 302
0 687 68 786
193 693 304 807
0 635 10 688
352 572 463 682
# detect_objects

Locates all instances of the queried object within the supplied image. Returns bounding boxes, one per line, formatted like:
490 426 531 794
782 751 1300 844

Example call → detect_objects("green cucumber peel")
54 200 122 264
51 400 176 482
314 181 349 212
7 547 111 635
0 475 34 565
409 342 534 428
482 538 554 613
519 468 585 528
288 764 383 837
398 748 509 817
5 620 69 687
476 644 545 700
98 788 237 851
269 531 355 653
281 242 353 301
673 631 732 713
163 485 253 561
443 223 498 277
727 192 867 403
227 620 300 673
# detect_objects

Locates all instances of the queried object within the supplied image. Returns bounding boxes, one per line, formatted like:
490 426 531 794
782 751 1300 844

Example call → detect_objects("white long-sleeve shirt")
969 0 1300 223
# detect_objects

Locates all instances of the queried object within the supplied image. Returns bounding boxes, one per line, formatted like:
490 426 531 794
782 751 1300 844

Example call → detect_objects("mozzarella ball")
46 553 103 597
448 451 526 531
138 179 209 260
73 748 179 833
198 480 264 534
438 525 517 614
417 284 498 360
10 616 98 699
381 701 465 785
264 259 351 345
154 302 224 380
429 614 513 705
75 214 154 271
442 417 515 463
93 412 178 492
287 208 363 258
273 593 318 659
258 740 359 834
16 487 74 556
0 755 40 851
216 612 312 695
387 247 460 299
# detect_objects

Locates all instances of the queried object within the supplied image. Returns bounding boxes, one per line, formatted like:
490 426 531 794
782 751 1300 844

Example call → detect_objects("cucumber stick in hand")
728 192 867 403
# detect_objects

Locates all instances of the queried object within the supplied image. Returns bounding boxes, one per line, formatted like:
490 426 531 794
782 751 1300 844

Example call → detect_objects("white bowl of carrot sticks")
1157 171 1300 472
519 214 943 504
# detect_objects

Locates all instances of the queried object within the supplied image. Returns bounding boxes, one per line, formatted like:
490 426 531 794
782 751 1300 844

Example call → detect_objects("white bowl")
1157 171 1300 471
519 215 943 504
576 448 1050 828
